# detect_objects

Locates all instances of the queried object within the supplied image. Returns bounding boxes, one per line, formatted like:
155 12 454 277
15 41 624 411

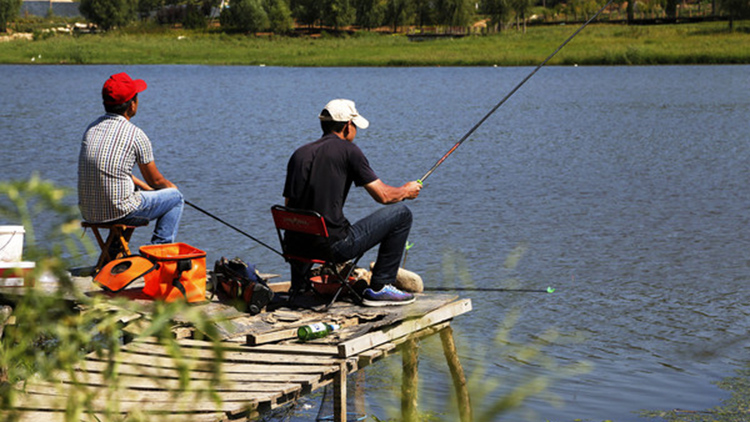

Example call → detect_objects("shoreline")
1 21 749 66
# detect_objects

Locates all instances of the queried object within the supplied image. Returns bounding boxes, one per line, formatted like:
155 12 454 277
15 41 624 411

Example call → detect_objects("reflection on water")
2 64 750 421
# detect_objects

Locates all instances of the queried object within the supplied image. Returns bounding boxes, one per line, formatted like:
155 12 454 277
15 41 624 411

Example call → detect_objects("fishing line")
185 200 283 257
419 0 616 183
424 286 556 293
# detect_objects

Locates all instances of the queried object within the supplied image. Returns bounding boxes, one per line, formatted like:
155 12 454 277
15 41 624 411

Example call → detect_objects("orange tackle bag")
93 255 157 293
139 243 207 303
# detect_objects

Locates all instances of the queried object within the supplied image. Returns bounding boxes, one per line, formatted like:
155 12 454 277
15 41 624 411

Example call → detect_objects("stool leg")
89 228 110 273
99 227 126 270
118 227 136 257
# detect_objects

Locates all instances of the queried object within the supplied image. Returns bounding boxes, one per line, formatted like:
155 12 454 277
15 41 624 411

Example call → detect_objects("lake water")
1 64 749 421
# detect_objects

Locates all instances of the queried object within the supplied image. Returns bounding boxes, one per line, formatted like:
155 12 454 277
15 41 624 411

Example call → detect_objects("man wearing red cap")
78 72 183 244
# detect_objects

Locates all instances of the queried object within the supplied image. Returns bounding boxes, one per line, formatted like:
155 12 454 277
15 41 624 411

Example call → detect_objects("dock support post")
401 338 419 422
440 326 472 422
333 361 347 422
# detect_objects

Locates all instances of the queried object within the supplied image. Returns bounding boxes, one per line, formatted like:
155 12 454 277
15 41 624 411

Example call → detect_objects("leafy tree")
665 0 677 18
435 0 474 27
183 2 207 28
626 0 634 21
290 0 320 28
354 0 385 29
509 0 532 31
79 0 139 30
264 0 294 33
138 0 164 19
719 0 750 29
481 0 511 31
220 0 268 32
383 0 411 32
320 0 354 30
413 0 435 27
0 0 22 32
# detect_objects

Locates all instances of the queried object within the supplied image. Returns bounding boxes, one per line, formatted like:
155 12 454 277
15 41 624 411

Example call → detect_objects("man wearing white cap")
283 99 422 306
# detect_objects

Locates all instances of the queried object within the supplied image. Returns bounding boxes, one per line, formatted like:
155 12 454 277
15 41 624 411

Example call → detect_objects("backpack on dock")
212 257 274 315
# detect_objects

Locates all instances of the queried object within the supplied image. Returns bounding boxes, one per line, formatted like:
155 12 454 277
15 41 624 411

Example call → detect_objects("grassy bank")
1 21 749 66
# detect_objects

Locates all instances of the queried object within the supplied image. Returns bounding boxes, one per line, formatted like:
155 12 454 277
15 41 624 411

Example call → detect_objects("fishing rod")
185 200 283 257
419 0 616 183
424 286 556 293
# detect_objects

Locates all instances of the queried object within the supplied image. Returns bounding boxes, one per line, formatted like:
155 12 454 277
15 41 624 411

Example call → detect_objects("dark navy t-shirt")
283 133 378 242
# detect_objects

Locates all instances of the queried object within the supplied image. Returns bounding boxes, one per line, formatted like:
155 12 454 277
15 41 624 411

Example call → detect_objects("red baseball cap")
102 72 147 105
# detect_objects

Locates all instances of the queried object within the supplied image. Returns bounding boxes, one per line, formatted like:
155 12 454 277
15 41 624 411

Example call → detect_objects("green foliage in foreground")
0 20 749 65
0 176 225 422
0 175 594 421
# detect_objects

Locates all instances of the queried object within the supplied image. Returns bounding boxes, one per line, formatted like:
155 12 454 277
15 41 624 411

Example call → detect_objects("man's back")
78 114 153 223
283 133 377 241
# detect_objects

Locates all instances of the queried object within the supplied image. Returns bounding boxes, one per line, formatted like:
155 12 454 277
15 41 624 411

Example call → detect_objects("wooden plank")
246 316 359 346
357 349 383 366
162 337 341 356
357 321 449 368
11 387 262 414
51 371 304 394
337 299 472 357
267 281 291 293
83 352 340 375
0 411 89 422
391 321 450 347
20 381 277 405
246 327 298 345
122 341 344 365
77 359 332 381
2 410 227 422
244 343 339 355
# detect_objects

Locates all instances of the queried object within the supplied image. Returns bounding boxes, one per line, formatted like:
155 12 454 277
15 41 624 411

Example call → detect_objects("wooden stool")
82 220 148 273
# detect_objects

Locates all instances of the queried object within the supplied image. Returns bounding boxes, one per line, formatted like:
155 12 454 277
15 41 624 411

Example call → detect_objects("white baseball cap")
319 99 369 129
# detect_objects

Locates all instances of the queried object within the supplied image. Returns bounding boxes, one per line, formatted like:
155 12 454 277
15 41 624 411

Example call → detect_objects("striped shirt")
78 113 154 223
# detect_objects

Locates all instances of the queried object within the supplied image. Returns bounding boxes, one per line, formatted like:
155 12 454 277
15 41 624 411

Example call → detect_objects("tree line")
2 0 749 33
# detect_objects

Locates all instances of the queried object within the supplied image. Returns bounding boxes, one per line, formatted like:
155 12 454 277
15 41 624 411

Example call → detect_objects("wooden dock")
1 276 472 422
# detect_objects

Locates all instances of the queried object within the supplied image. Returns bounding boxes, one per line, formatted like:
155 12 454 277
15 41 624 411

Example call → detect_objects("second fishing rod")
418 0 616 184
185 6 615 261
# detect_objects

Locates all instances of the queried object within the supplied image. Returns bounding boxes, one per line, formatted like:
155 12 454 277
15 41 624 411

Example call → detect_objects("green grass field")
1 20 749 66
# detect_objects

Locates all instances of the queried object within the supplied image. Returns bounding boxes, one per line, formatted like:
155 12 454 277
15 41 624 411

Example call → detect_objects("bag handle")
172 259 193 298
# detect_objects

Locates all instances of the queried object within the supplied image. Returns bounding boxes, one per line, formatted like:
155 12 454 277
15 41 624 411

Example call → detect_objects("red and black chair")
271 205 363 309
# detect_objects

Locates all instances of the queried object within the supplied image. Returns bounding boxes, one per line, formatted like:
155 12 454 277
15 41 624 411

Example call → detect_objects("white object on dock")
0 226 25 262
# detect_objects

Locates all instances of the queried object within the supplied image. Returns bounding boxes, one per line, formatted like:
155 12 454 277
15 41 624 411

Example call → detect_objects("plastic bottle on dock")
297 322 340 342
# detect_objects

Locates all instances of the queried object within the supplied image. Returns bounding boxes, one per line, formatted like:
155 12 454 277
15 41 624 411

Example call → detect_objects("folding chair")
271 205 363 308
81 217 149 274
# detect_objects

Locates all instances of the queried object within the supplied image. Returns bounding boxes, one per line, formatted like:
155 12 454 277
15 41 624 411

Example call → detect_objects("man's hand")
365 179 422 204
402 181 422 200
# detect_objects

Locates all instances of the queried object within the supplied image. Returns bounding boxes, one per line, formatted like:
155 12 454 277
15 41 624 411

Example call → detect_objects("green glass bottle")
297 322 340 342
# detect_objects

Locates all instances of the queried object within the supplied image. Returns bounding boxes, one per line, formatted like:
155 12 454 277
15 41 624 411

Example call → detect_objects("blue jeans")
121 188 184 244
330 204 413 290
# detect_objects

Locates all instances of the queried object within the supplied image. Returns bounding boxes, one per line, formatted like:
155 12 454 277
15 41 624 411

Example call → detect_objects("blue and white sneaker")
362 284 416 307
